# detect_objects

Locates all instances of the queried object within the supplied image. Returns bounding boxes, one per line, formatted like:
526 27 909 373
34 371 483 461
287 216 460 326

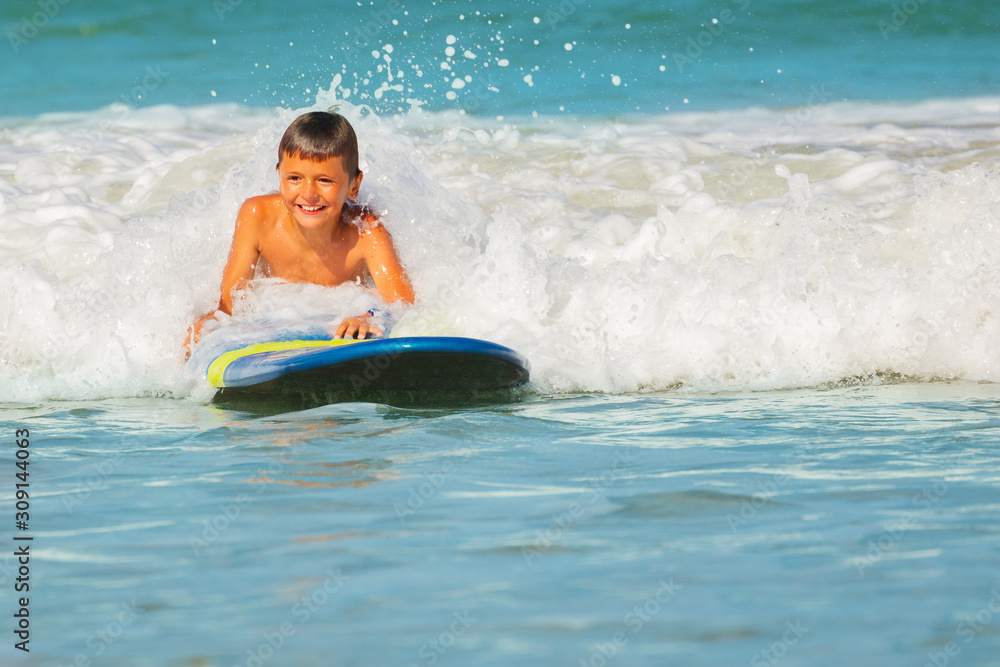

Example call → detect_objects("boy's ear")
348 171 364 200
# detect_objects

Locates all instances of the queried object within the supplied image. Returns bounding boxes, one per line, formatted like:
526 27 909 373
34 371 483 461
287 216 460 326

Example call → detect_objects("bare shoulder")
238 193 282 222
344 201 381 225
343 204 413 303
234 194 284 240
344 202 390 243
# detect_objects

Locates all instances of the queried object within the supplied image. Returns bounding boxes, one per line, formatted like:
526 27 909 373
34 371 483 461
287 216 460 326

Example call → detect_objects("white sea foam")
1 92 999 400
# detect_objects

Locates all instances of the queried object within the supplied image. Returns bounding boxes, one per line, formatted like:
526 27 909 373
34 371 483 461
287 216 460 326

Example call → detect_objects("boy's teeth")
300 205 323 211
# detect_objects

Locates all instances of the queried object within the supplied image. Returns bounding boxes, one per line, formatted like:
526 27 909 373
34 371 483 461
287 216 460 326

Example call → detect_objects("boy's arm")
217 198 265 315
182 198 264 358
333 222 414 340
362 223 415 305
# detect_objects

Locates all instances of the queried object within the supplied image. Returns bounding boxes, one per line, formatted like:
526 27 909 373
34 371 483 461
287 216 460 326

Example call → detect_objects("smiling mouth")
297 204 326 213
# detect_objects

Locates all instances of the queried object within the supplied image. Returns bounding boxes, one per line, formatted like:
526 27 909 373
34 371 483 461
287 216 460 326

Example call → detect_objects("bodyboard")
204 335 530 410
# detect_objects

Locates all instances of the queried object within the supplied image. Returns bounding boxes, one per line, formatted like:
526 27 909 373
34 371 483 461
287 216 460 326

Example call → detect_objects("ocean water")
2 0 1000 664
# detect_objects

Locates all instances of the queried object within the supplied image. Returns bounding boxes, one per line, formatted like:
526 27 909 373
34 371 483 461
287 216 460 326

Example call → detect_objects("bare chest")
258 224 365 286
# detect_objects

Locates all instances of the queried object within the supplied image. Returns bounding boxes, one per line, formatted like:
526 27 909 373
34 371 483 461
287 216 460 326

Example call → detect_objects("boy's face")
277 152 362 229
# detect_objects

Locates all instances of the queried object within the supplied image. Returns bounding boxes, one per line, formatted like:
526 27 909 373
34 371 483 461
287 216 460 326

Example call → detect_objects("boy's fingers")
338 320 363 339
356 322 383 340
355 323 377 340
334 318 384 339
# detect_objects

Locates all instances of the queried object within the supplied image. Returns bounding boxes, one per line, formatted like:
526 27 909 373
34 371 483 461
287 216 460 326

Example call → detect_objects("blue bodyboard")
201 333 530 409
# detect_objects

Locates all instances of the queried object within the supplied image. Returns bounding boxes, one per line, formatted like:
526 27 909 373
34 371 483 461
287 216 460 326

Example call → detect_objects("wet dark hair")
277 111 360 180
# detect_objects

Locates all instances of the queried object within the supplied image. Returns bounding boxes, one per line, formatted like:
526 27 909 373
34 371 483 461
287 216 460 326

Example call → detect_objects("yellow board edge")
207 338 365 388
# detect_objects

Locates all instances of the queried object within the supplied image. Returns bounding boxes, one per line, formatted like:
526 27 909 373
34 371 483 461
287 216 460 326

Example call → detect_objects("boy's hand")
182 312 222 361
334 316 383 340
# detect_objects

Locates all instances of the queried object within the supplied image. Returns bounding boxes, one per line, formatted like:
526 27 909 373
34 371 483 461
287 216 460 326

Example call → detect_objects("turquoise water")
3 385 1000 665
3 0 1000 664
3 0 1000 116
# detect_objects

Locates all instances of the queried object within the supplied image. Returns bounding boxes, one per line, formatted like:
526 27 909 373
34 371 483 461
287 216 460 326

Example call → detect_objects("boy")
186 111 414 353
